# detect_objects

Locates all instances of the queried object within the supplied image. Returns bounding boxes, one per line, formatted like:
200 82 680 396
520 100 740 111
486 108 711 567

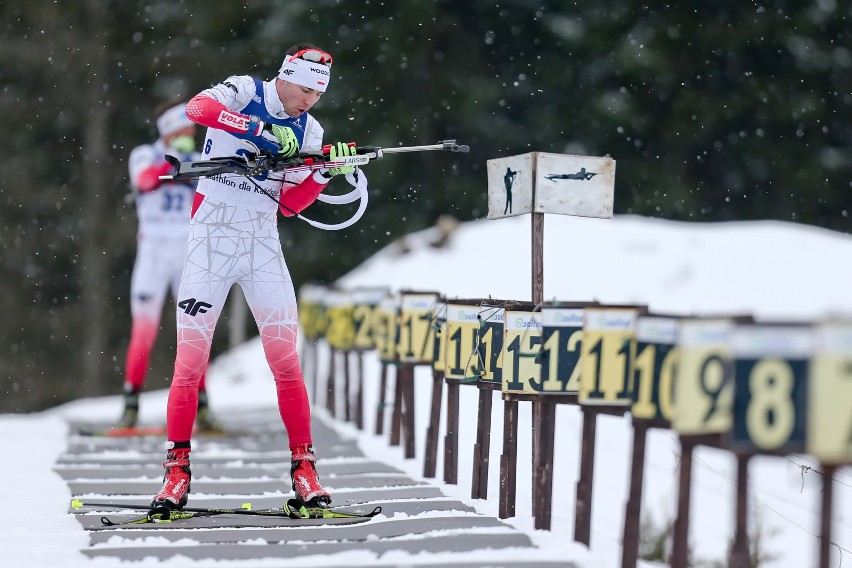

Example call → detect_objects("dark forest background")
1 1 849 412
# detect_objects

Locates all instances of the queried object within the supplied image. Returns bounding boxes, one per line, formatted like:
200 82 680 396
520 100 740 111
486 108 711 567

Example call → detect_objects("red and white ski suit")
167 75 329 447
125 141 206 393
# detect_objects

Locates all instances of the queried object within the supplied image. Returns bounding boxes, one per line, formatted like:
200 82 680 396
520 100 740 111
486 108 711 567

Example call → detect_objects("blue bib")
241 79 306 148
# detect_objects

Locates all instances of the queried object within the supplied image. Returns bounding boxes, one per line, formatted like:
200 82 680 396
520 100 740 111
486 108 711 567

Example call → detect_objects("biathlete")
152 43 356 510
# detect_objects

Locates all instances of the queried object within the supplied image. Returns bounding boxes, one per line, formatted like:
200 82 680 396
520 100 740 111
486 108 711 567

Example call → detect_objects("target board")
487 152 615 219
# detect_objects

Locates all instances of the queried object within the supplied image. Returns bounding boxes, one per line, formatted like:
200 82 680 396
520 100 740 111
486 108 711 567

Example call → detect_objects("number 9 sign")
672 318 738 436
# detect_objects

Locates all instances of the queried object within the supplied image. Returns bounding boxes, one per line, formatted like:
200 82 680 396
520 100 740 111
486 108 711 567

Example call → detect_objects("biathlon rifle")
159 139 470 183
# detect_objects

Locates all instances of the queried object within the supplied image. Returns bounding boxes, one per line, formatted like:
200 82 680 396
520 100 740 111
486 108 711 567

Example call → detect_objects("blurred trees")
0 0 849 412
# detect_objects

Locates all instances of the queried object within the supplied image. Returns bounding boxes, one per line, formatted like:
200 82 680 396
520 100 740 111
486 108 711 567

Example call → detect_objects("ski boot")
116 388 139 429
290 444 331 508
151 445 191 510
195 390 225 433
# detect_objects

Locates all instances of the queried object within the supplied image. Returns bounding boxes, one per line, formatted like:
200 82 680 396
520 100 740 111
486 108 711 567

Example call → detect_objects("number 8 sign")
730 323 811 454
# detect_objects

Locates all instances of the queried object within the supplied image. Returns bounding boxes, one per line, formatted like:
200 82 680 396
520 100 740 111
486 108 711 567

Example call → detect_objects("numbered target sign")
324 290 355 351
631 316 679 425
502 311 543 394
375 294 400 363
398 292 439 364
808 322 852 464
298 284 328 342
578 308 639 405
444 303 481 381
730 323 811 454
351 288 388 351
532 307 585 395
672 319 736 436
477 304 506 385
432 301 448 372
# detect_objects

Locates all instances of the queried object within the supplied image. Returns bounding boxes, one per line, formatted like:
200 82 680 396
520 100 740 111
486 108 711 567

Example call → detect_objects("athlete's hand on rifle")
240 116 298 155
324 142 356 177
271 125 299 157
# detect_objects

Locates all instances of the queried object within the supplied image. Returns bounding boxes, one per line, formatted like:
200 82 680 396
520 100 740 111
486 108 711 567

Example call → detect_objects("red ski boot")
151 447 191 509
290 445 331 507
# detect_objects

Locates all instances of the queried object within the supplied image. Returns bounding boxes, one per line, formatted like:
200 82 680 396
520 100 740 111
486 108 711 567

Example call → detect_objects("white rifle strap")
297 168 368 231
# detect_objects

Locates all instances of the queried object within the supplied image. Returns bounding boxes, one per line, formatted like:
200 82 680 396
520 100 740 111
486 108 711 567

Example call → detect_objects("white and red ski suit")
167 75 330 447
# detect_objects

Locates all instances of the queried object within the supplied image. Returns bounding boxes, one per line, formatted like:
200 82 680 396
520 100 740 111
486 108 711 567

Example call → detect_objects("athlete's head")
275 43 332 118
155 98 196 152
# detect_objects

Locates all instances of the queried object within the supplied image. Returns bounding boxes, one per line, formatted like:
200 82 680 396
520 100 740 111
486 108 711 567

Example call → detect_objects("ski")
71 498 382 527
72 424 249 438
99 509 200 526
73 424 167 438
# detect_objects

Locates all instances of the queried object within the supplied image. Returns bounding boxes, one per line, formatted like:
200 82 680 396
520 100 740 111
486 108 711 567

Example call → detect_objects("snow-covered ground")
3 214 851 567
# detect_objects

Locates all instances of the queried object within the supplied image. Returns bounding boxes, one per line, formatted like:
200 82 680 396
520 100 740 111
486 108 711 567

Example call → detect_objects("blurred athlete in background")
120 99 222 433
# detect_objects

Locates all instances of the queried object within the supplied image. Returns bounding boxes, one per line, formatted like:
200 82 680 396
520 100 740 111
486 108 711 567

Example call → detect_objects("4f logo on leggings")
178 298 213 316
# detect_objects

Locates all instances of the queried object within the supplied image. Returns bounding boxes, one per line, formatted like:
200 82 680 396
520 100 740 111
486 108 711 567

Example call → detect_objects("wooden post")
671 438 695 568
343 350 352 422
819 464 836 568
534 399 557 530
443 379 460 484
228 286 247 349
530 211 544 519
325 348 336 417
400 363 416 459
471 383 495 499
374 363 388 435
531 399 542 518
390 364 403 446
354 351 364 430
423 369 443 478
574 406 597 545
302 341 315 401
499 398 519 519
621 421 649 568
729 454 751 568
531 211 544 302
311 340 319 402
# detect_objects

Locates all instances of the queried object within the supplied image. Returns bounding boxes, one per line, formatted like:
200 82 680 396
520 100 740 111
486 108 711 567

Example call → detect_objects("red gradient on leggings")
125 317 159 391
259 314 312 449
167 309 214 441
126 315 208 397
166 306 311 447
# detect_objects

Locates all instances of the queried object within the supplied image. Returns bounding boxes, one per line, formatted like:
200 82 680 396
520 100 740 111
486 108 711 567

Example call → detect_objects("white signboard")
487 152 615 219
486 153 534 218
535 153 614 218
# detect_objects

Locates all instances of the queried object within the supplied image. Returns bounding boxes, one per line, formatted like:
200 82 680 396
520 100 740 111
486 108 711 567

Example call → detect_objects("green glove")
327 142 356 176
270 125 300 157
